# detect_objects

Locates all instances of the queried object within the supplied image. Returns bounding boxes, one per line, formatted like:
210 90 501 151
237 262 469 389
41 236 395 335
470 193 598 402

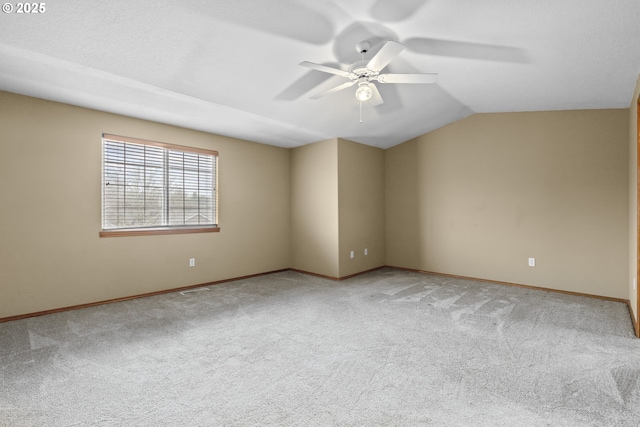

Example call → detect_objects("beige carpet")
1 268 639 426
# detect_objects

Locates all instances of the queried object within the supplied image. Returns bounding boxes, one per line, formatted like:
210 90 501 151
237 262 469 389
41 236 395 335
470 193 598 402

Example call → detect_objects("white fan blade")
404 38 529 63
299 61 353 78
377 73 438 84
371 0 427 22
366 41 405 72
369 84 384 106
310 80 356 99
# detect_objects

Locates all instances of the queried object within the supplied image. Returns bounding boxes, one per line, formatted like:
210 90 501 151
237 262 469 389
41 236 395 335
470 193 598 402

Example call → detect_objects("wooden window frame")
100 134 220 238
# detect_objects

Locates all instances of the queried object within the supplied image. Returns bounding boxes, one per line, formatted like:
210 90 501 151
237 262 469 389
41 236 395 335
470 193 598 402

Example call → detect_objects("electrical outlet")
350 251 355 259
528 258 535 267
364 248 368 256
189 258 195 267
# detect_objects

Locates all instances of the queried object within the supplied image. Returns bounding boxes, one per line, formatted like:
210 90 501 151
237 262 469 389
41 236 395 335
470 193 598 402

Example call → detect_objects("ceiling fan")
299 40 437 105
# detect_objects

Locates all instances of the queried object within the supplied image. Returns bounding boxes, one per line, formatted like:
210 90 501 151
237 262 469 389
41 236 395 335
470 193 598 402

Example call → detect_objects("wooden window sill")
99 227 220 238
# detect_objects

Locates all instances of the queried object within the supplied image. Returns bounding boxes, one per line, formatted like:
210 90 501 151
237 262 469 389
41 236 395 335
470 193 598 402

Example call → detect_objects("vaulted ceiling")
1 0 639 148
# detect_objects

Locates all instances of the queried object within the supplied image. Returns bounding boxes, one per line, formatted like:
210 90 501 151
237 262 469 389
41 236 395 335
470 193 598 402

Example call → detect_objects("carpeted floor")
1 268 639 426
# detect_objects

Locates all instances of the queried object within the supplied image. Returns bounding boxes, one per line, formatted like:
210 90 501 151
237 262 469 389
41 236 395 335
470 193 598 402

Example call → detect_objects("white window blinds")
102 134 218 231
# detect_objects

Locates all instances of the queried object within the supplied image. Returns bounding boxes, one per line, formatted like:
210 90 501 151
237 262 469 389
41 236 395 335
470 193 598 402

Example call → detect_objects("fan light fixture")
355 82 373 101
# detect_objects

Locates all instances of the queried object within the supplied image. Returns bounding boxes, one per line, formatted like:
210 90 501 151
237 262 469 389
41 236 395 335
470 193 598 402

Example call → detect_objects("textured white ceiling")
1 0 639 148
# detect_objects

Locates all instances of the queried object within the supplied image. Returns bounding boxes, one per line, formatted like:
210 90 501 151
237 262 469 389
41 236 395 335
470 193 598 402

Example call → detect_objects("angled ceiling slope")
1 0 639 149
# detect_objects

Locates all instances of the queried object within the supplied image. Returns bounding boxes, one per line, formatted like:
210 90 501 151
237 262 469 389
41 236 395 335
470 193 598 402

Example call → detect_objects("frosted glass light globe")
355 83 373 101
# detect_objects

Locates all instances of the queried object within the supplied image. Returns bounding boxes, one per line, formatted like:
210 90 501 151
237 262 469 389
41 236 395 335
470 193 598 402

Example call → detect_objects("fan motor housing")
350 60 378 79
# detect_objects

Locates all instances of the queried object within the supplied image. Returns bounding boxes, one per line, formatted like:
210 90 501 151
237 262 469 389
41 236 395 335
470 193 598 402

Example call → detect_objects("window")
100 134 219 237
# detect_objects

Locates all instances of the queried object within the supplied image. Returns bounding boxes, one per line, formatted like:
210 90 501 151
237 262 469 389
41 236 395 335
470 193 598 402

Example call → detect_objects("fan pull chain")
359 48 366 123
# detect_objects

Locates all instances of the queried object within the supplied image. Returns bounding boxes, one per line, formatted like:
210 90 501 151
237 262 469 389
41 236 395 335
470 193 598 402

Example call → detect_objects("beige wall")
290 139 340 277
337 139 385 277
385 138 421 268
290 138 386 279
0 91 291 318
1 90 634 319
629 75 640 329
386 110 629 299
